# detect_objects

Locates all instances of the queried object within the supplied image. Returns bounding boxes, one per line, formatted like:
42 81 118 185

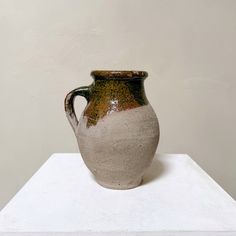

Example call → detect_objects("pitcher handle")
64 86 91 132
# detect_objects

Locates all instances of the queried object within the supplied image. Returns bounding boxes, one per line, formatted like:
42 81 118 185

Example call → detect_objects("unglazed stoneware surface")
65 70 159 189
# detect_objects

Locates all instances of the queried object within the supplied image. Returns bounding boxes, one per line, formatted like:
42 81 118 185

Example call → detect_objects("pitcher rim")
91 70 148 80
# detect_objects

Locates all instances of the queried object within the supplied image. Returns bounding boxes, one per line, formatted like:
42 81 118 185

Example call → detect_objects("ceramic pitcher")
65 70 159 189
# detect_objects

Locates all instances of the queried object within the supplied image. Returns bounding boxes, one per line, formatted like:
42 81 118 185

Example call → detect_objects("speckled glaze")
65 70 160 189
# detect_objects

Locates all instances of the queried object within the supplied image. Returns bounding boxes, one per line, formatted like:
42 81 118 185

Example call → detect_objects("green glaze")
83 72 149 127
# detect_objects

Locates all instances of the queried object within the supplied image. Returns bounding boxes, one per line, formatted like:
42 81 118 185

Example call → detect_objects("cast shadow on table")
142 153 166 186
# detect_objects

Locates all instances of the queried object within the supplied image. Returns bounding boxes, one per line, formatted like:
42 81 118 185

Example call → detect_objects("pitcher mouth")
91 70 148 80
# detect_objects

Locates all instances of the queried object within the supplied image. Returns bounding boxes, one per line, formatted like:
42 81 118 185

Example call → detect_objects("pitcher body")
65 71 159 189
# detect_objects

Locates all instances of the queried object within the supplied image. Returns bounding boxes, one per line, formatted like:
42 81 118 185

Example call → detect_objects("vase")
64 70 159 189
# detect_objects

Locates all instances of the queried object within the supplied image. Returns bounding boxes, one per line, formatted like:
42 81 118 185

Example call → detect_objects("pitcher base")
95 177 143 190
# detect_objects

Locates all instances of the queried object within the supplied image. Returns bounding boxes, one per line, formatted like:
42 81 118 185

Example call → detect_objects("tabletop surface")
0 153 236 235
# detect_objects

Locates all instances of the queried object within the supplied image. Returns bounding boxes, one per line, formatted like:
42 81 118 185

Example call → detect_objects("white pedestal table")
0 153 236 235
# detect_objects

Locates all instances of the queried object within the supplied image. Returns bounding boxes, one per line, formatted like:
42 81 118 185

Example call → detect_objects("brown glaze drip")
84 80 147 127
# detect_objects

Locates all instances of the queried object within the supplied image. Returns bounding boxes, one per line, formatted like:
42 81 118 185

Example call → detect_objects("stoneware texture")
65 70 160 189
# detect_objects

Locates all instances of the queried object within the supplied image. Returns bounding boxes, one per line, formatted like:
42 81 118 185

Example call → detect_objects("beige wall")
0 0 236 208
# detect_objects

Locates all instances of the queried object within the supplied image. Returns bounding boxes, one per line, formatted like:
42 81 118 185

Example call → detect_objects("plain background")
0 0 236 209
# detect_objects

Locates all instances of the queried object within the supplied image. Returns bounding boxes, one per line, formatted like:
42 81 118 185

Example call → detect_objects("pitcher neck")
89 71 148 107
